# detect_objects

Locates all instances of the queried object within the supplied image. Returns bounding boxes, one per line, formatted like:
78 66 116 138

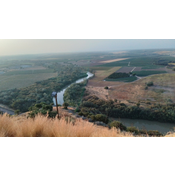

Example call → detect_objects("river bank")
54 72 94 105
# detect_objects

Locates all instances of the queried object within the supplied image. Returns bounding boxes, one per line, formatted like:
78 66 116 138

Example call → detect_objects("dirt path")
131 67 136 72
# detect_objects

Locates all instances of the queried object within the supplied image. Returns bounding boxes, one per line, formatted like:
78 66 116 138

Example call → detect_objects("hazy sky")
0 39 175 56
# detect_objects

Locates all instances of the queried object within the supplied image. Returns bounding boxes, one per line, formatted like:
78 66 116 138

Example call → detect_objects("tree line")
0 64 87 112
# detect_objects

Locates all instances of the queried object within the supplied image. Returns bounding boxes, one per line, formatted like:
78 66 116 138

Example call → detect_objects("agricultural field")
1 49 175 110
116 67 136 73
0 72 57 91
105 76 137 82
108 73 175 106
87 67 124 87
132 70 167 77
85 49 175 106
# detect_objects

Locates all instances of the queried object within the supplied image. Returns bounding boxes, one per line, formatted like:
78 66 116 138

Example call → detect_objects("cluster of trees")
63 80 87 107
109 121 162 136
108 73 130 79
78 95 175 124
28 103 57 118
0 64 87 112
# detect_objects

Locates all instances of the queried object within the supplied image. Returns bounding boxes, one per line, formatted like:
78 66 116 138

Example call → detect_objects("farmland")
84 49 175 107
132 70 167 77
108 73 175 106
1 49 175 112
0 73 57 91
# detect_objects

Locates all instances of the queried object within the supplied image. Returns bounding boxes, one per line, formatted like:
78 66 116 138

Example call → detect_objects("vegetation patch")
0 65 87 112
64 80 87 107
80 95 175 124
133 71 167 77
107 72 130 79
105 76 137 82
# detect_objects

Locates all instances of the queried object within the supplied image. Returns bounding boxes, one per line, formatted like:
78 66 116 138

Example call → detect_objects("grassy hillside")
0 113 134 137
0 113 174 137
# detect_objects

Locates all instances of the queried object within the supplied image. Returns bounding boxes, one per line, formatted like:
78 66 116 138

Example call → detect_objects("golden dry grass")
108 73 175 105
0 113 173 137
0 114 134 137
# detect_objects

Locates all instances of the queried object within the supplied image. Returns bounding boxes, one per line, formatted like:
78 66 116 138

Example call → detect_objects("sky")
0 39 175 56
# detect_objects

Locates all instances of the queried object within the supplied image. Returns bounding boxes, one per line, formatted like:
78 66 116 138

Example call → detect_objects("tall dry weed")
0 113 134 137
0 114 17 137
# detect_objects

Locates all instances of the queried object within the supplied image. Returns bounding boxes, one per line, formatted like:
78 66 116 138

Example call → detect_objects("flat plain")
86 49 175 106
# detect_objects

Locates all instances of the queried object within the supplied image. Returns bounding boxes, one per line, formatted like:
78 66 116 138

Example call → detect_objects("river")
53 72 175 134
111 118 175 134
53 72 94 105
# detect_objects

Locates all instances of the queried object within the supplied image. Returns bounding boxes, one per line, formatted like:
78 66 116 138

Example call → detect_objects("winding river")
53 72 94 106
53 72 175 134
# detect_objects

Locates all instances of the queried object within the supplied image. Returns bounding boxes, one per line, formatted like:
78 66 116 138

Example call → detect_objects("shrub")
78 111 84 116
147 81 154 86
136 101 140 107
147 130 163 137
109 121 127 131
63 102 69 109
127 126 139 134
81 101 96 108
48 111 57 118
15 110 20 115
145 86 148 90
75 108 80 112
91 114 108 124
104 86 109 90
139 130 147 135
114 99 118 103
35 104 42 109
42 105 52 111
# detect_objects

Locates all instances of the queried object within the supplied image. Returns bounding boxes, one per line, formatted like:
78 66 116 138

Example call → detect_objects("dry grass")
108 73 175 105
0 114 134 137
86 86 109 100
0 113 173 137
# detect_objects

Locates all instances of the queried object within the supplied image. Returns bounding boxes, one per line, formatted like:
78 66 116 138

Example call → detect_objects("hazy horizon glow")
0 39 175 56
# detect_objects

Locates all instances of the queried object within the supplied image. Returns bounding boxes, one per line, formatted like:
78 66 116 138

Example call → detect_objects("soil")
86 86 109 100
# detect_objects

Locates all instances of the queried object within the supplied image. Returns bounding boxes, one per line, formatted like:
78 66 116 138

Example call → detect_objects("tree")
63 102 69 109
109 121 127 131
15 110 20 115
104 86 108 90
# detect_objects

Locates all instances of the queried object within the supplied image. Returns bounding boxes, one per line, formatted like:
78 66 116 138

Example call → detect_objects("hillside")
0 111 174 137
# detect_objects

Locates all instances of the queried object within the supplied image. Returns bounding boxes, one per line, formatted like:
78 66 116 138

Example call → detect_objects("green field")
105 76 137 82
3 69 55 76
97 55 175 69
133 71 167 77
0 73 58 91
